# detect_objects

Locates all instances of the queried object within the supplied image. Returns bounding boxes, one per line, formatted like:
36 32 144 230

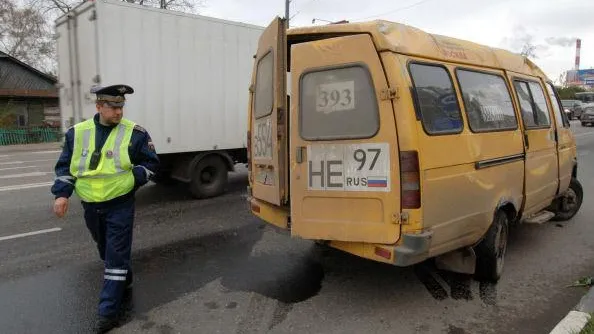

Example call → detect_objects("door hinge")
296 146 305 163
380 87 398 100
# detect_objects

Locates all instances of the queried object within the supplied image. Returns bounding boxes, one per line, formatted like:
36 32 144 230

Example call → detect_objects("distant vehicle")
575 92 594 103
561 99 583 120
580 104 594 126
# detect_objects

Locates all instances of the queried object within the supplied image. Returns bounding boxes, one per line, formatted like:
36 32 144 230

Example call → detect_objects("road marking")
0 227 62 242
0 172 52 179
574 132 594 138
0 166 38 172
30 150 62 154
0 150 61 158
0 182 54 192
0 159 55 165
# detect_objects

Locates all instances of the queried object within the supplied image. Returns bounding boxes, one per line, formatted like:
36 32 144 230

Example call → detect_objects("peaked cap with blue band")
91 84 134 107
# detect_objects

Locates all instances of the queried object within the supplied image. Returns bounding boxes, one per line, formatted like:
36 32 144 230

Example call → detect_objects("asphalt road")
1 121 594 334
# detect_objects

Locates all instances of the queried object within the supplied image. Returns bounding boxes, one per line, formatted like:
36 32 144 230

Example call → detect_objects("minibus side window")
409 63 463 135
254 51 274 119
545 83 570 128
456 70 518 132
513 80 551 129
528 82 552 126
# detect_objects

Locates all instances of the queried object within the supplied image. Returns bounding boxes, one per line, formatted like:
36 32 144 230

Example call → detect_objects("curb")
0 142 62 154
550 286 594 334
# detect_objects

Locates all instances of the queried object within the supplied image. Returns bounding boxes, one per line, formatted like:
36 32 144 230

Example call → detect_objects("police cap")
91 84 134 107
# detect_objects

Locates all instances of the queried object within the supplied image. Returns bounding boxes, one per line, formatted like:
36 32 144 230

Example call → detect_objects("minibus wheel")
475 210 509 282
551 178 583 221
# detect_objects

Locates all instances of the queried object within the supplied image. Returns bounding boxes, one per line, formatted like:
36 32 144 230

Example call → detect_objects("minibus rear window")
254 51 274 119
299 65 379 140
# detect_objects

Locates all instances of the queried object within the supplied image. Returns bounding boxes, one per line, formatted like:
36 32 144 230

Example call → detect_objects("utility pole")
285 0 290 28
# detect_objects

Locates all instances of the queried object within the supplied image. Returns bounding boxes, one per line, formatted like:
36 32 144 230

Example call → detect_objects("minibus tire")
189 155 228 199
475 210 509 282
551 178 583 221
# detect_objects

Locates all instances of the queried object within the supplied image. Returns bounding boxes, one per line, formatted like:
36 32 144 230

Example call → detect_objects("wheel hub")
561 188 578 213
201 167 216 184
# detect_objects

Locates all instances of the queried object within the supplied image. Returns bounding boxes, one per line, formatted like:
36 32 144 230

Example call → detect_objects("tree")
29 0 205 20
556 86 586 100
520 42 538 59
1 0 205 75
0 0 54 73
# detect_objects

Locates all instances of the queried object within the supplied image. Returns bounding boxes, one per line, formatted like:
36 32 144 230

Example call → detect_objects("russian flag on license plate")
367 177 388 188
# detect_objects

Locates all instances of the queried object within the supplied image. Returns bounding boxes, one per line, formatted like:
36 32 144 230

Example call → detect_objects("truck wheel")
189 155 228 199
551 178 583 221
474 210 509 282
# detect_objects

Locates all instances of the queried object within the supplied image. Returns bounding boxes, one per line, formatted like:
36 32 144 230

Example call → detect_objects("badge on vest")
106 150 114 159
82 149 89 157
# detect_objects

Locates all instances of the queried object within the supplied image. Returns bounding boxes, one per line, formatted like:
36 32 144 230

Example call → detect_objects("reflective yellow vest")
70 118 136 203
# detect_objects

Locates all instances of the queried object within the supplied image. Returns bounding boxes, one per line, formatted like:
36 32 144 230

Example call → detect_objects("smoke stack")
575 38 581 70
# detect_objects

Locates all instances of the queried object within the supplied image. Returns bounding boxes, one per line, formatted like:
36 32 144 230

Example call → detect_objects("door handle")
524 133 529 150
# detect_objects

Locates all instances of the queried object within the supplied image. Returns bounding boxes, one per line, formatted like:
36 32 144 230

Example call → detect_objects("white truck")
55 0 263 198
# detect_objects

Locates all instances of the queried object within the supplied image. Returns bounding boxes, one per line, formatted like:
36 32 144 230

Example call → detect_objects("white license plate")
307 143 390 192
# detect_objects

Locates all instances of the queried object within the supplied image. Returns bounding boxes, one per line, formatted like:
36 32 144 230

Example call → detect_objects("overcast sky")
199 0 593 84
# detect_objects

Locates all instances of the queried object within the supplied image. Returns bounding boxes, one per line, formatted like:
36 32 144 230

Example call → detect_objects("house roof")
0 51 57 83
0 51 58 98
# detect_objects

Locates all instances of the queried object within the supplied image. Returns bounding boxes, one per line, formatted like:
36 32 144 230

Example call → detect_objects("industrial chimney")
575 38 581 70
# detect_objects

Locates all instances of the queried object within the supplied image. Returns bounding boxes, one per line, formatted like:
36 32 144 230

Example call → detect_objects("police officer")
51 84 159 333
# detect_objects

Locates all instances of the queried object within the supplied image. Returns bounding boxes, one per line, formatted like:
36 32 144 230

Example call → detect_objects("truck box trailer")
55 0 263 198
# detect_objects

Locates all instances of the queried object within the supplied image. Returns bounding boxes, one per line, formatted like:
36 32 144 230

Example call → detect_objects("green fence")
0 127 62 146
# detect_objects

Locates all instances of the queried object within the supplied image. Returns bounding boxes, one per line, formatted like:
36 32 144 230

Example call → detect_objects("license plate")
307 143 391 192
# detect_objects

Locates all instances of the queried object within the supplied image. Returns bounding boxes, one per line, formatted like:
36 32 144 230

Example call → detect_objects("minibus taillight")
400 151 420 209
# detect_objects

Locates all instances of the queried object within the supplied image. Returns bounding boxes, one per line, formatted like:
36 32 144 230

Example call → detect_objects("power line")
355 0 434 21
290 0 320 20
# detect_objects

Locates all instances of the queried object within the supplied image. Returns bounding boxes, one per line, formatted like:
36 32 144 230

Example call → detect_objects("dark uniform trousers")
82 196 135 317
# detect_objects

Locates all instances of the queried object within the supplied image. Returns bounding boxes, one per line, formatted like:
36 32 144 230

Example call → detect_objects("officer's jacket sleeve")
130 125 160 188
51 128 76 199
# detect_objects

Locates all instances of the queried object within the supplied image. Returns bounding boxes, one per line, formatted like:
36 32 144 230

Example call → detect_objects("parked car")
561 99 584 120
580 104 594 126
